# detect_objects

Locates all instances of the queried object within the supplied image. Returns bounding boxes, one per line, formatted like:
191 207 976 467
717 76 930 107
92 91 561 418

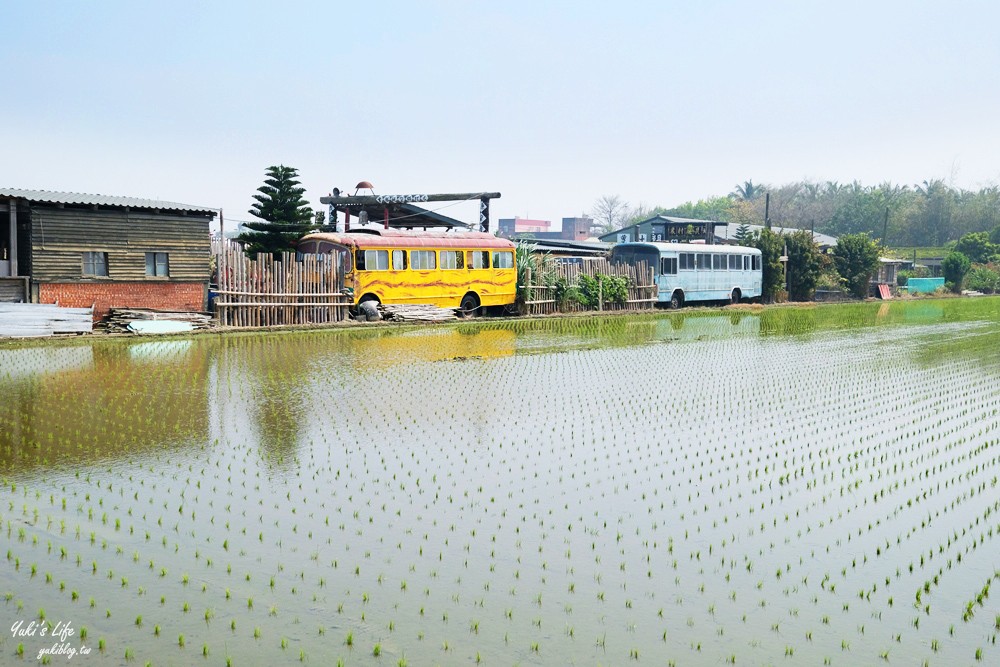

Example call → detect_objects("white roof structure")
715 222 838 247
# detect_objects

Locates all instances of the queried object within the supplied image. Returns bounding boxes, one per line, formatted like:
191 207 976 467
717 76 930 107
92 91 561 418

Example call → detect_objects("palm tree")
732 180 765 201
802 182 823 200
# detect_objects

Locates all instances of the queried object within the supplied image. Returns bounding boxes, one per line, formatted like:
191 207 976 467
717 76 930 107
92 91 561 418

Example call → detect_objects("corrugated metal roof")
715 223 838 247
0 188 217 214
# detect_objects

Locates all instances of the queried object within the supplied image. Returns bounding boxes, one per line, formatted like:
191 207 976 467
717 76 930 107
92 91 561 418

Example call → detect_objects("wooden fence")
521 259 658 315
215 244 352 327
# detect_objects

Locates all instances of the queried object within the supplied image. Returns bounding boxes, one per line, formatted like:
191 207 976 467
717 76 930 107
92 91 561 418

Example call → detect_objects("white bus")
611 242 762 308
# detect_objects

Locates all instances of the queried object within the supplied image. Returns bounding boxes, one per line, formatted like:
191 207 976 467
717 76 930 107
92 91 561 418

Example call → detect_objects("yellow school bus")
297 229 516 316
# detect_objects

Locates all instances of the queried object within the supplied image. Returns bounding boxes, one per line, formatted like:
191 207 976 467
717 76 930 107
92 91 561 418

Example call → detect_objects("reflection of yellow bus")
298 230 516 316
340 327 517 369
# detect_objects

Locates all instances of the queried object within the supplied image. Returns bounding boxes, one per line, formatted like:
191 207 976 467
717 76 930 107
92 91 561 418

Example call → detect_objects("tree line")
592 179 1000 247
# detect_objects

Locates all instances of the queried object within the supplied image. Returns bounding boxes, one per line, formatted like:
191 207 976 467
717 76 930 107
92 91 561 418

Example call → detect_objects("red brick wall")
38 282 206 321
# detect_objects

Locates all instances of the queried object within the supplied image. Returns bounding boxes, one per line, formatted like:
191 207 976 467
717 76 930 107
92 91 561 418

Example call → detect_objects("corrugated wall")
29 206 210 282
906 277 945 293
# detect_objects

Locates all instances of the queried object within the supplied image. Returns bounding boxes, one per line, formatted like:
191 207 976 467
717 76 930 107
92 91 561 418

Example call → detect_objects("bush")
815 271 845 292
577 274 628 309
601 275 629 306
964 265 1000 294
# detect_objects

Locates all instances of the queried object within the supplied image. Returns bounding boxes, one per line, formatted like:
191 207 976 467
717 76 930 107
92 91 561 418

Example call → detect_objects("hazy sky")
4 1 999 231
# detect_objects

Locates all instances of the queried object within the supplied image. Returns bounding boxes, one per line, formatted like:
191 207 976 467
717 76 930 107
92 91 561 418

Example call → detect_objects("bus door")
658 254 678 302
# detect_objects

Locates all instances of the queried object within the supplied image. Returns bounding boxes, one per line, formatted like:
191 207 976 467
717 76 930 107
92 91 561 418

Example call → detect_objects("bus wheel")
458 293 480 318
358 297 381 322
669 291 683 309
730 288 741 305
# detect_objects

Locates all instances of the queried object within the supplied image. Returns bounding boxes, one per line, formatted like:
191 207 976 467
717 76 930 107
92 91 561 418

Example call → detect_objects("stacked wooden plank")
0 303 93 337
105 308 214 334
379 304 459 323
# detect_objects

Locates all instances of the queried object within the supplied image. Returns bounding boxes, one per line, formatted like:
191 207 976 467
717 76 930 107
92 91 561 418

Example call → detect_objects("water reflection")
0 341 210 470
4 297 1000 476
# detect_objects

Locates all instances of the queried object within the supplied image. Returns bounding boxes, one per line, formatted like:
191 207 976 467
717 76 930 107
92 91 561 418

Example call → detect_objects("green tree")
237 165 314 257
745 228 784 302
832 233 881 299
660 196 735 222
783 230 822 301
942 251 971 293
953 232 996 264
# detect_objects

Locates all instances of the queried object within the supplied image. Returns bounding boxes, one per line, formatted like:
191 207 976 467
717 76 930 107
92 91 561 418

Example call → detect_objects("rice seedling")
5 302 1000 665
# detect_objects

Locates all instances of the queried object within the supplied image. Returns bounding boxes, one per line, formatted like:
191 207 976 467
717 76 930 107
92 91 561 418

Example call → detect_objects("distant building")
599 215 727 245
499 216 595 242
498 217 550 236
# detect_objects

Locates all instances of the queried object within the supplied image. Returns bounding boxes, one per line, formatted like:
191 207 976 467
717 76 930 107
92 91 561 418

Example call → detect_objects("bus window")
660 257 677 275
411 250 436 270
357 249 389 271
712 254 724 270
752 255 761 271
468 251 489 269
392 249 407 270
440 251 464 269
698 253 712 269
492 251 514 269
679 253 695 270
743 255 749 271
729 255 739 270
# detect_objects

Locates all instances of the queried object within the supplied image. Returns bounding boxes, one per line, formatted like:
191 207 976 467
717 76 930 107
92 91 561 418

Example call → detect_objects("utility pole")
882 207 889 246
764 193 771 230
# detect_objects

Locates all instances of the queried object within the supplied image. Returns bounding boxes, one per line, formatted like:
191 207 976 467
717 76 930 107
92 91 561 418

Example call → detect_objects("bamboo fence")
521 259 658 315
214 244 351 327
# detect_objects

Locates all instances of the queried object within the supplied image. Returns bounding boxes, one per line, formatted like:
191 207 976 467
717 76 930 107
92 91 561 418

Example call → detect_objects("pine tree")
237 165 314 257
734 222 751 243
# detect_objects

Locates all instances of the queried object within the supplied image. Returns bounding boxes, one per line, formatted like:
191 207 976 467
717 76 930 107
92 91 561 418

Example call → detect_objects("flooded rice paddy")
3 298 1000 666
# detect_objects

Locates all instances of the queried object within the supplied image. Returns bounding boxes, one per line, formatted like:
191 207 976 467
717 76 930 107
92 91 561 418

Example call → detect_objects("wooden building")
0 188 216 318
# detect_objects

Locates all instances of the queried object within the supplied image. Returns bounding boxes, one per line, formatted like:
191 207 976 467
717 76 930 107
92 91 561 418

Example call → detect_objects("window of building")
492 251 514 269
391 249 407 270
679 253 695 270
468 251 489 269
82 252 109 277
660 257 678 275
697 253 712 269
356 249 389 271
440 250 464 269
145 252 169 277
411 250 436 270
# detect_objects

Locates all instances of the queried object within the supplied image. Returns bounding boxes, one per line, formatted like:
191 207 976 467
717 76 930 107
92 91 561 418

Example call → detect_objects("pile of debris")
106 308 215 334
377 304 459 323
